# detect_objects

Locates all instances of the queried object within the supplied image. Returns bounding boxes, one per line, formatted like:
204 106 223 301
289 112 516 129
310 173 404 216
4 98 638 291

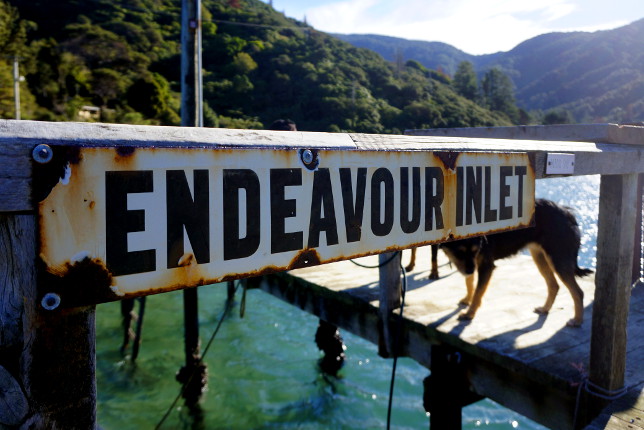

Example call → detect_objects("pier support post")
1 214 97 428
585 173 639 424
424 346 481 429
177 288 207 407
120 299 136 354
314 320 346 376
378 252 402 358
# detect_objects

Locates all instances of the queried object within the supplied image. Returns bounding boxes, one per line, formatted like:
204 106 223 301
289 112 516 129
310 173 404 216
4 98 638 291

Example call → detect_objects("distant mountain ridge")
336 19 644 123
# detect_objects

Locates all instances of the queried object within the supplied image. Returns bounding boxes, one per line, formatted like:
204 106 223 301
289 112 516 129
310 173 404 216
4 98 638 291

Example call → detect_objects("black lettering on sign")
465 166 482 225
339 168 366 243
499 166 513 220
484 166 498 223
223 169 260 260
308 168 339 248
105 171 156 276
456 166 464 227
425 167 444 231
400 167 421 234
166 170 210 268
270 169 303 254
515 166 527 218
371 168 394 237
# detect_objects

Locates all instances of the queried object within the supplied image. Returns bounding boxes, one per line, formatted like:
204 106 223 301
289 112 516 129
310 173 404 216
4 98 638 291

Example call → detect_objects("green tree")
542 109 574 124
453 61 478 101
126 72 171 119
480 67 519 123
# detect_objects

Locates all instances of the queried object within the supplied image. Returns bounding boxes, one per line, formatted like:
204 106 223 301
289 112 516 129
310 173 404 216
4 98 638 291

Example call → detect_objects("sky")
269 0 644 55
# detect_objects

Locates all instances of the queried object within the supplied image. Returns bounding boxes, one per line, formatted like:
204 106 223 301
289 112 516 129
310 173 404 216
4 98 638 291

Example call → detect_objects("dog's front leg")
459 274 475 306
459 264 494 320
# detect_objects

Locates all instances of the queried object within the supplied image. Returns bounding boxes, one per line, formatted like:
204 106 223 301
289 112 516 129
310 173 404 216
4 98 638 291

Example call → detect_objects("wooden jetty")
0 120 642 429
259 248 643 429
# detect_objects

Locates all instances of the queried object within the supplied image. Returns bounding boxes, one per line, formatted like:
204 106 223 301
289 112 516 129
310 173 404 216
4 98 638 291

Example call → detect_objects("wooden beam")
2 121 644 212
0 214 97 428
406 124 644 145
586 173 639 423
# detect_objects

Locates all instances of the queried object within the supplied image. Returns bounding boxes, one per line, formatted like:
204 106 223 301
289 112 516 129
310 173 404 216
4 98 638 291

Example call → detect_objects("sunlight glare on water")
96 176 599 429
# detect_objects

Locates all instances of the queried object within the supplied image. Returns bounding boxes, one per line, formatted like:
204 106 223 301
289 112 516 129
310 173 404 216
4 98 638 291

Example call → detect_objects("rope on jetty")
349 251 400 268
155 281 241 430
572 377 632 428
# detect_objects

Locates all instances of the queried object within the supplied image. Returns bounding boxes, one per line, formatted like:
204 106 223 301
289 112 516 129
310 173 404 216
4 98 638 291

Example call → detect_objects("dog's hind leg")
554 268 585 327
459 265 494 320
529 245 560 315
429 244 439 279
405 247 417 272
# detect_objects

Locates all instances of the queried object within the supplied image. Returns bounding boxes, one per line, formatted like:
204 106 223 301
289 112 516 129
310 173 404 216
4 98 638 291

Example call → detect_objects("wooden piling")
585 173 639 424
633 173 643 284
378 251 402 358
424 345 483 428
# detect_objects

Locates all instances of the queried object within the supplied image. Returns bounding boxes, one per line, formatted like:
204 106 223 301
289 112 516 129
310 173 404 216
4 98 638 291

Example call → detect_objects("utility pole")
177 0 206 416
12 57 21 120
181 0 203 127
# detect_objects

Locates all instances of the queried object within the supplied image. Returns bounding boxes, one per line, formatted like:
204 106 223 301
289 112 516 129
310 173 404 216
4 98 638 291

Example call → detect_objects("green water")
96 176 600 429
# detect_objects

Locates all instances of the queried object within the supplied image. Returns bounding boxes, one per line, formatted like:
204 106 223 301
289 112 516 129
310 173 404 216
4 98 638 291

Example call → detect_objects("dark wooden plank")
585 384 644 430
0 143 33 211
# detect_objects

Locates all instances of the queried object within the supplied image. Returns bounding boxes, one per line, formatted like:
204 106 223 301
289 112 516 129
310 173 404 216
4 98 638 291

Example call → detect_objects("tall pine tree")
480 67 519 123
453 61 477 101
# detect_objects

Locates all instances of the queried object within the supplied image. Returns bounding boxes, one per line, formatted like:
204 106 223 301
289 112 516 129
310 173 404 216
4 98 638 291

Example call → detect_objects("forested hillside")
338 19 644 124
0 0 513 131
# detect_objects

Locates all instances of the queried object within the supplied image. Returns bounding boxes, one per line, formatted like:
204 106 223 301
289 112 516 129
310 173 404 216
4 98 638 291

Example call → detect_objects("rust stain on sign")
37 146 535 305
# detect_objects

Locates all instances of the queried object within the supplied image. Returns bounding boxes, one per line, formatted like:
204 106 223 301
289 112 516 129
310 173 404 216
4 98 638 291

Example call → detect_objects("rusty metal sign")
36 147 534 306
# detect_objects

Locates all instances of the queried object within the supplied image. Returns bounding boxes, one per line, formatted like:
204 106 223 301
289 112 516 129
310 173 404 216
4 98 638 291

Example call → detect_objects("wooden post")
378 251 401 358
180 0 202 128
424 346 482 428
633 173 643 284
176 288 207 406
1 214 97 428
178 0 206 407
586 173 639 423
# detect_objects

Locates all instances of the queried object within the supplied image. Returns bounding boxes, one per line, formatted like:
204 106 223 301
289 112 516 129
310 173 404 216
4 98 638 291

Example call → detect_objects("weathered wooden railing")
0 120 642 428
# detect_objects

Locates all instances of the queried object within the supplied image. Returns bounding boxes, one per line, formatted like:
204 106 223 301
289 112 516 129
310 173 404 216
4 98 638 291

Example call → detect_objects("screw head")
32 144 53 164
301 149 314 165
41 292 61 310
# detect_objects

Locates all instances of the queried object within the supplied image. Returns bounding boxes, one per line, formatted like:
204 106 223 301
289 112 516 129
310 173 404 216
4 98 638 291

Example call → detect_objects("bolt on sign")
37 147 535 306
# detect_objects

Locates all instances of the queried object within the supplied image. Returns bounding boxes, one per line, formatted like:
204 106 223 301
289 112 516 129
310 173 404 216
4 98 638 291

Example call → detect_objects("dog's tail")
575 266 593 277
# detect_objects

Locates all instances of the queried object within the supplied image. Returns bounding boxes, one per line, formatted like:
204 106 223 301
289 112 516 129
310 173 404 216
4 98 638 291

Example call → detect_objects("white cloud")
303 0 585 54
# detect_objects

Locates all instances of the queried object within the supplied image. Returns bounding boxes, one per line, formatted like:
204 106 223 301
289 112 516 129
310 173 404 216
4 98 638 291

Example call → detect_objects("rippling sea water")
96 175 601 429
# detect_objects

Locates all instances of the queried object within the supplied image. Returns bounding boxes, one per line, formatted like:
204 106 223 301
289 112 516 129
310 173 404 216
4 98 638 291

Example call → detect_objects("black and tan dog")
440 198 592 327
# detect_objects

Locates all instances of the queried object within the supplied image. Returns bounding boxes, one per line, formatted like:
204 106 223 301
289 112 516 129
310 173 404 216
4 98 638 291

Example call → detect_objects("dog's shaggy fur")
440 199 592 327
